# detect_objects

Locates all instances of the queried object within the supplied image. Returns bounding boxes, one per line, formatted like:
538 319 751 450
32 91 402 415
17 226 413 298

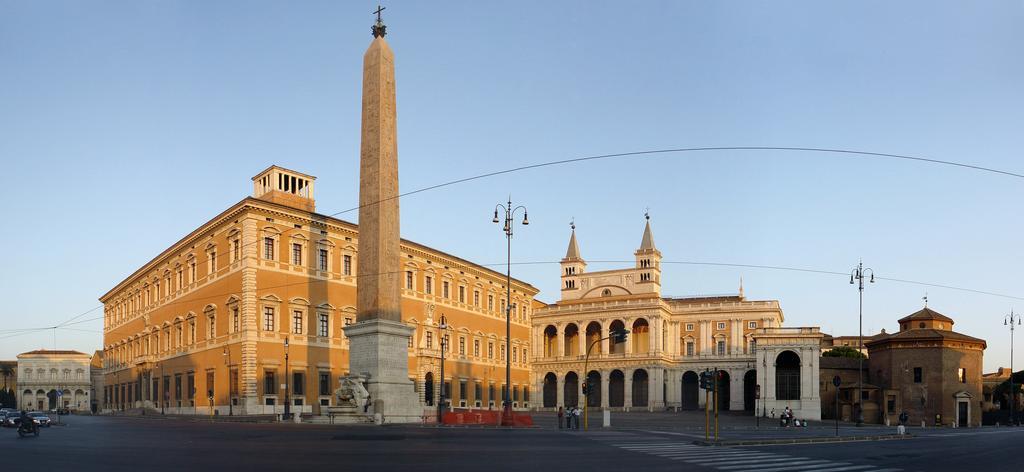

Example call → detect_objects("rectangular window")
748 340 756 354
686 341 694 356
443 281 450 299
264 370 276 395
209 250 217 273
488 343 494 359
189 320 196 344
686 323 694 331
426 331 433 349
343 255 352 275
425 276 432 294
473 291 480 307
318 313 329 337
318 249 328 271
748 321 757 329
717 322 726 330
913 367 922 383
208 315 215 339
292 243 302 265
189 262 197 283
488 295 494 311
187 373 195 400
232 307 239 333
319 373 330 396
459 380 467 401
958 368 966 383
716 340 726 356
458 286 465 303
513 347 518 363
292 310 303 334
232 238 240 262
292 372 304 395
500 345 506 361
175 375 182 402
474 340 480 357
475 383 482 403
264 307 275 331
406 271 413 290
264 237 275 260
443 334 450 353
459 337 466 355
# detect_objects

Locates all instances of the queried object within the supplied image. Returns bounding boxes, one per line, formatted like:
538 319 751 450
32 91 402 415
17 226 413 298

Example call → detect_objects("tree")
823 346 867 359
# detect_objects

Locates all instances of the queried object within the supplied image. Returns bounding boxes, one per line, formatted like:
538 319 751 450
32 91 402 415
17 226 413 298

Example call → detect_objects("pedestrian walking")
557 406 564 429
566 407 573 429
573 406 581 429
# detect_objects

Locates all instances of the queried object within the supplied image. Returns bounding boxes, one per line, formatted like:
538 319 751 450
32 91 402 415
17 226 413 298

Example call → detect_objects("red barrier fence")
441 410 533 427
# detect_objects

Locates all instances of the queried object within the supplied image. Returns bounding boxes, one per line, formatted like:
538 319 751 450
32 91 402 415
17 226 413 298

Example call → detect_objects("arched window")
775 351 801 400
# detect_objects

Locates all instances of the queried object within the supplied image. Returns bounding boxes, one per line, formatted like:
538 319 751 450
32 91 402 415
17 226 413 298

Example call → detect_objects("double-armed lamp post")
437 314 449 424
850 261 874 426
223 347 232 416
493 197 528 426
283 336 290 420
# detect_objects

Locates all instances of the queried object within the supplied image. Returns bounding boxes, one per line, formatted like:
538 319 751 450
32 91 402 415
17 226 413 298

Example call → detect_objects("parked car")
27 412 51 427
54 407 70 415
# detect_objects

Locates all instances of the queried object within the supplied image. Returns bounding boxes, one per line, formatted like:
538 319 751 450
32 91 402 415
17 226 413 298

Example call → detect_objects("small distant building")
16 350 92 411
866 307 985 427
90 351 104 414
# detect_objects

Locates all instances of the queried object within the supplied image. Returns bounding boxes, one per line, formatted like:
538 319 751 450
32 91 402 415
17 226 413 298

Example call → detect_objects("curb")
694 434 913 446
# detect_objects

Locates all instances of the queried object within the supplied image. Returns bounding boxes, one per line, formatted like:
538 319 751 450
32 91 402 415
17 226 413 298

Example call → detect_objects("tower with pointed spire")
634 211 662 289
560 221 586 293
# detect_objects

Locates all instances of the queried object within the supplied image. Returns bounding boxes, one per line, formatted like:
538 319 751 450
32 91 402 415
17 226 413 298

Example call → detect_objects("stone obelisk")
342 9 421 423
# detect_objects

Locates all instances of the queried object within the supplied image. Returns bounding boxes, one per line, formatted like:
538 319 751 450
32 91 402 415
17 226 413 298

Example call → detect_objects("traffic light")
699 371 708 390
611 328 630 344
581 382 589 395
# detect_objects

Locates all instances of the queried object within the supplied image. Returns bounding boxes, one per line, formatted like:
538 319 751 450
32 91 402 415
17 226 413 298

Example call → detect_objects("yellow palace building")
100 166 538 416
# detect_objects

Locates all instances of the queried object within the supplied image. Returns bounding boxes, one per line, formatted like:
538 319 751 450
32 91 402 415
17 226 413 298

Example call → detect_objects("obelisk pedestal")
341 14 422 423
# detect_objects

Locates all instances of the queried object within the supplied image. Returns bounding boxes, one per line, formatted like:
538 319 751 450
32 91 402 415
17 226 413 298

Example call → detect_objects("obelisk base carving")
343 319 422 423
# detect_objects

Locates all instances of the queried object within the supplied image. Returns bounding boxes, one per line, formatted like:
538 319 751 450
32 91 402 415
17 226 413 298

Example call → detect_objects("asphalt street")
6 414 1022 472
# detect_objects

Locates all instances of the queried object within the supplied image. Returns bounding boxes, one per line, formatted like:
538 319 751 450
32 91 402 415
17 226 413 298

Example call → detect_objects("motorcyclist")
18 410 36 434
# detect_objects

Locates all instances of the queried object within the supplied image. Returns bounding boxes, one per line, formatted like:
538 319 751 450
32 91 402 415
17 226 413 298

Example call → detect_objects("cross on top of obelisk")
372 5 387 38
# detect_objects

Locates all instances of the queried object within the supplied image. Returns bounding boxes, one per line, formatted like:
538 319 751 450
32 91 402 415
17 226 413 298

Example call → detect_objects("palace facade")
17 350 92 411
100 166 538 416
531 218 822 419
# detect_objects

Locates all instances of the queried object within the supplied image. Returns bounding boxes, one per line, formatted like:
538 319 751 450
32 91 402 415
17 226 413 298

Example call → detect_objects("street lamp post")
283 337 290 420
492 197 528 426
437 315 449 424
157 362 165 415
850 260 874 427
582 328 629 431
1006 310 1021 426
223 347 233 417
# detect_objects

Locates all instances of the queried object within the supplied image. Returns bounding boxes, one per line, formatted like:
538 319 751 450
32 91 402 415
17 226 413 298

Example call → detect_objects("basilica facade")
531 217 822 420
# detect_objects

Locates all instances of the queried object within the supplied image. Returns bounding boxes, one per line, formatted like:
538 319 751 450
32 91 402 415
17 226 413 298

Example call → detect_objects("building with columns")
100 166 538 416
532 217 821 419
16 350 92 411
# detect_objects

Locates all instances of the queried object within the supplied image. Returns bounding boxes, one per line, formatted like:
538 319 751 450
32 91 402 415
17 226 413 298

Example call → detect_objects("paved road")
6 415 1022 471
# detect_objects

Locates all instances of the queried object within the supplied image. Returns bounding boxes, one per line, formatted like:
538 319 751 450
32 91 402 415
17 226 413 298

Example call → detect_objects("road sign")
832 375 841 387
56 390 63 397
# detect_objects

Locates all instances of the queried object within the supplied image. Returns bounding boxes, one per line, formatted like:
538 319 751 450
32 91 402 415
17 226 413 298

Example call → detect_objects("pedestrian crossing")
589 434 901 472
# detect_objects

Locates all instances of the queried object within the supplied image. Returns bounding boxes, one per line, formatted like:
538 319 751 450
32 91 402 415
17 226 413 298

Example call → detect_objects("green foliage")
822 346 867 359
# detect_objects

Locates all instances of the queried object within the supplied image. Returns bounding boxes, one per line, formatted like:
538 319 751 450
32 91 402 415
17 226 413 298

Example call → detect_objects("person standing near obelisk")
342 5 422 423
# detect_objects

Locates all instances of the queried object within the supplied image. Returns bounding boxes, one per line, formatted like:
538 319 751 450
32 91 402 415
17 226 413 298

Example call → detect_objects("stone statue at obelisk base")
341 11 422 424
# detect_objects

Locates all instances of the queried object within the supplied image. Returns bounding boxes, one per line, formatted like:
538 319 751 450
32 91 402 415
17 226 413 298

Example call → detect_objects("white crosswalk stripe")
594 437 901 472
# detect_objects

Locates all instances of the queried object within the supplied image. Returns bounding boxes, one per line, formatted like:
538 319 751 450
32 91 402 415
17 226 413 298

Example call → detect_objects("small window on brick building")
957 368 966 383
913 367 922 383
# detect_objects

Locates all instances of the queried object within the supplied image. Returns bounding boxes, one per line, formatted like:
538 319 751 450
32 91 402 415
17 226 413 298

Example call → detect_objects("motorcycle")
17 420 39 438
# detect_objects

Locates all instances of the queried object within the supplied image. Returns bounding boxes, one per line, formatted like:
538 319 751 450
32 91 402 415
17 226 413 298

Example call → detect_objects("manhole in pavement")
331 434 406 441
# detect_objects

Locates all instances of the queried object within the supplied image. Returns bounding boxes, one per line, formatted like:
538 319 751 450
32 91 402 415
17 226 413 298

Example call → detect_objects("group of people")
557 406 581 430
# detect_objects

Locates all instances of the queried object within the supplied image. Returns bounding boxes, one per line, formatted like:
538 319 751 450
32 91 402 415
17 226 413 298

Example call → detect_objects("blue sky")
0 1 1021 370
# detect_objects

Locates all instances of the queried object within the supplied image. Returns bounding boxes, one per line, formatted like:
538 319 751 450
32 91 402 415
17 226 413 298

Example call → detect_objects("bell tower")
560 221 586 295
634 212 661 290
